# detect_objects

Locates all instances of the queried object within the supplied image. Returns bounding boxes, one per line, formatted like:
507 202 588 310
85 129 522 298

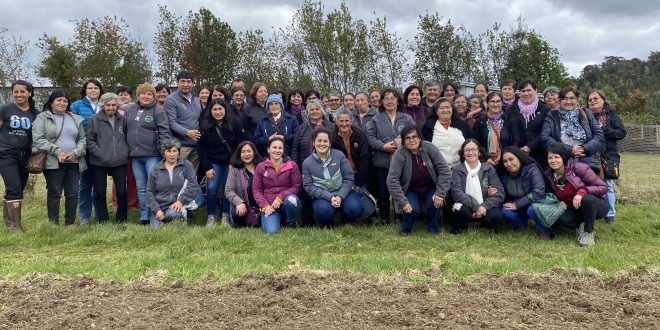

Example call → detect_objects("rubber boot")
5 200 24 234
3 200 10 230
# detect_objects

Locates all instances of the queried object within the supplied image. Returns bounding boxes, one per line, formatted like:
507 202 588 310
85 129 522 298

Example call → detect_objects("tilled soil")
0 269 658 329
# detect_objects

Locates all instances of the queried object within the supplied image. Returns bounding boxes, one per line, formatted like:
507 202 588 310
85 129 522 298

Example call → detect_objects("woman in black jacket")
198 98 246 227
473 91 518 171
507 79 551 167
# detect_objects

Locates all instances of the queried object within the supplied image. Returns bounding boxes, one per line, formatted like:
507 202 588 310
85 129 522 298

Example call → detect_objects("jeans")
92 164 127 223
606 179 616 217
206 163 229 216
132 156 161 220
529 194 609 234
500 206 530 229
0 150 30 200
78 165 98 221
261 194 301 233
150 208 185 228
44 163 80 225
312 190 363 228
402 188 441 234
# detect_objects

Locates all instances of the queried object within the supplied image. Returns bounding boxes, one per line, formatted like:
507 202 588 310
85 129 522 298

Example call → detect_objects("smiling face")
407 88 421 106
156 89 169 104
501 85 515 100
240 144 255 165
177 78 193 95
463 141 480 163
313 132 331 155
443 85 456 98
519 83 537 105
12 84 31 106
198 88 210 104
425 85 440 103
474 84 487 99
436 100 453 122
51 96 68 113
547 152 564 171
487 94 503 114
211 103 225 122
336 113 352 134
232 90 245 107
382 91 398 112
560 91 578 110
369 91 381 108
587 92 605 111
403 130 421 151
268 100 282 116
308 104 324 123
85 82 101 101
138 92 155 106
453 96 468 115
256 86 268 105
268 140 284 162
103 99 118 117
544 92 559 109
327 95 342 111
343 94 355 109
502 152 521 175
290 93 303 107
118 91 132 104
469 97 482 111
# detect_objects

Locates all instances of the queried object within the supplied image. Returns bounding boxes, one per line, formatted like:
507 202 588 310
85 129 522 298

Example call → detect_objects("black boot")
5 200 24 234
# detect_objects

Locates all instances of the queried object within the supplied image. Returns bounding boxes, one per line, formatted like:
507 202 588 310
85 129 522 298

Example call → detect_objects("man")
230 78 245 91
422 81 440 114
164 70 202 170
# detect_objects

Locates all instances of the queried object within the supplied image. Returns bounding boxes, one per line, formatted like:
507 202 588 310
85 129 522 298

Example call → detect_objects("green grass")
0 203 658 284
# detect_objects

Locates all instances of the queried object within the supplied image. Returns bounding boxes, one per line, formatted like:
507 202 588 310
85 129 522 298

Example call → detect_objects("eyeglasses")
561 96 577 101
307 96 318 101
328 98 341 103
588 97 601 102
488 100 502 104
404 135 419 141
464 148 479 154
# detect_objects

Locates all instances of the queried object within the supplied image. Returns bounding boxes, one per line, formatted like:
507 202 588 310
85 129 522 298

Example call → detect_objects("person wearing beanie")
253 94 299 157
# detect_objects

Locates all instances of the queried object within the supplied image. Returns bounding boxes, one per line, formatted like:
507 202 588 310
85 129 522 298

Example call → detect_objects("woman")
366 88 415 224
253 137 302 233
86 93 129 224
530 143 608 246
70 78 104 226
387 125 451 235
500 79 517 108
543 86 560 111
292 99 334 226
302 128 363 228
422 97 471 168
155 83 170 110
0 80 37 233
508 79 551 167
116 86 133 106
465 94 486 130
441 82 458 98
452 94 469 119
32 89 87 226
449 139 504 234
225 141 264 227
198 98 246 227
474 83 489 104
498 146 545 230
304 90 320 104
146 139 202 228
285 89 306 124
353 91 377 129
126 83 172 225
332 108 371 189
198 86 211 110
473 92 518 169
540 87 604 173
342 93 355 112
402 85 427 125
586 90 626 224
242 82 269 138
253 94 299 157
211 85 230 101
230 88 247 114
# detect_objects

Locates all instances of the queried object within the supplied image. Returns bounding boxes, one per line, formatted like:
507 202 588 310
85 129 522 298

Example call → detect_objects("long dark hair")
230 141 263 168
43 89 71 113
502 146 536 167
11 80 36 113
202 98 240 133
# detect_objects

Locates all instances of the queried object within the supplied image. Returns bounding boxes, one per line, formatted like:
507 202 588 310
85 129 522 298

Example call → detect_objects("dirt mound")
1 270 658 329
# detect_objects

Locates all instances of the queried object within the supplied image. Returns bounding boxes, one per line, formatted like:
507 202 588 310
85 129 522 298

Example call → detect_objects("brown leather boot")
5 200 24 234
2 200 10 229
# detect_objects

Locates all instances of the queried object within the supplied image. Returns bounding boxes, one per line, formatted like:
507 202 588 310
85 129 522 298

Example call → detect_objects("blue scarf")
558 108 586 141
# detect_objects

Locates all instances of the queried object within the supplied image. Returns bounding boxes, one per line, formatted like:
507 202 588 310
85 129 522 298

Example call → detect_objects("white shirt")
431 121 465 168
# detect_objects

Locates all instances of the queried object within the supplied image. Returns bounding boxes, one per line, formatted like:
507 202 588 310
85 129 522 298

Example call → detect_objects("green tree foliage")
180 8 238 88
154 5 182 86
0 27 30 102
366 16 409 90
38 16 151 94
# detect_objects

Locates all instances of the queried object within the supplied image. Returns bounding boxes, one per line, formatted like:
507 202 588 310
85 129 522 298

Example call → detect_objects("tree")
180 8 238 88
37 35 78 96
366 16 409 90
0 27 30 103
154 5 183 86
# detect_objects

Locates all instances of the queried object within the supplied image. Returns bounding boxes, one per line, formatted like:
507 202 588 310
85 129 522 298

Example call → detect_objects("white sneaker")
579 232 595 247
205 215 216 228
576 223 585 242
221 213 231 226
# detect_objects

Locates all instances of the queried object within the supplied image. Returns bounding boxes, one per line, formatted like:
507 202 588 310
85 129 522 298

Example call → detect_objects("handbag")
27 112 67 174
240 168 261 226
600 156 619 179
531 193 565 228
356 186 377 220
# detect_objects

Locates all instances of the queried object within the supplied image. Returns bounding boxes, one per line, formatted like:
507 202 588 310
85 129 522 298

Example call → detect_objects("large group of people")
0 72 628 246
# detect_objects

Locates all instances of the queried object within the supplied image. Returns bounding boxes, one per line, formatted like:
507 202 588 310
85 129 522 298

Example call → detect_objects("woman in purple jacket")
530 143 608 246
253 137 302 233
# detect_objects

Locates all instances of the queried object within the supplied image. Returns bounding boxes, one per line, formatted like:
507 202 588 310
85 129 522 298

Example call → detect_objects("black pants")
300 190 315 227
374 166 392 222
44 163 80 225
92 164 127 223
554 194 608 233
0 150 30 200
451 205 503 230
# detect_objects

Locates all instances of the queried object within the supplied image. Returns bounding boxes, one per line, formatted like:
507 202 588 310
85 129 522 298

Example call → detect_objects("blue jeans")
606 179 616 217
150 208 185 228
312 190 363 228
78 166 98 221
501 206 530 229
261 194 301 233
206 163 229 216
402 188 441 234
132 156 161 220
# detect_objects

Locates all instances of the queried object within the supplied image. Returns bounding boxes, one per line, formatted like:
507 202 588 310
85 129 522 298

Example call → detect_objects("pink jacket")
545 160 607 198
253 158 302 208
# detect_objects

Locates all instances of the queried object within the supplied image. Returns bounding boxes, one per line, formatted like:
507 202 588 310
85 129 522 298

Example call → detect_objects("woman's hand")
57 152 67 163
155 210 165 221
573 194 583 209
402 203 413 214
206 168 215 180
382 141 397 153
64 151 76 162
503 202 517 210
520 146 531 154
432 195 444 208
487 186 498 197
473 206 487 218
169 200 183 212
264 205 275 216
236 203 247 216
331 196 342 208
272 198 282 210
571 145 586 157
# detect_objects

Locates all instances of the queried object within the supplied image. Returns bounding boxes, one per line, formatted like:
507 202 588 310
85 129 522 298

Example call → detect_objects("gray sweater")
302 149 354 201
86 111 129 167
366 111 414 168
386 141 451 209
164 90 202 147
450 162 505 212
146 159 199 214
125 101 171 157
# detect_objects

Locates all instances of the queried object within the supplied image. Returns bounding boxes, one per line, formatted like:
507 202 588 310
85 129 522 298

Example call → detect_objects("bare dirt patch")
1 269 658 329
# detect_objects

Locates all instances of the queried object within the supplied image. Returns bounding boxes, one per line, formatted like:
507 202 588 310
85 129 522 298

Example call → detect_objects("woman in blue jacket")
498 146 545 230
253 94 299 158
302 128 362 228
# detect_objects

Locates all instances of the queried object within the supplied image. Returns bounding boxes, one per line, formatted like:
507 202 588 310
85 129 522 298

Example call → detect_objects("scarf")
558 108 587 141
402 105 425 124
589 107 607 127
503 98 515 108
517 98 539 125
486 112 503 159
465 161 483 205
467 107 482 119
290 105 304 117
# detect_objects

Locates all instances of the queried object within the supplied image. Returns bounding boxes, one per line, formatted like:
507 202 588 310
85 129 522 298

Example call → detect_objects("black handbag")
600 156 620 179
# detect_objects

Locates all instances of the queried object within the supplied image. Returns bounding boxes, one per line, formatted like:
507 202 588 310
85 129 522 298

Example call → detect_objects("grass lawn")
0 152 658 284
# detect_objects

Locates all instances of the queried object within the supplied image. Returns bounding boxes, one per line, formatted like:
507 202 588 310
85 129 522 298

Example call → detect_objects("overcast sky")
3 0 660 79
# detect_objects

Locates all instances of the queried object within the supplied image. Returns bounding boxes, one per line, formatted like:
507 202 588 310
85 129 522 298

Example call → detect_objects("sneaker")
80 218 90 226
220 213 231 226
205 215 216 228
578 232 595 247
604 216 615 225
538 229 551 241
575 223 585 242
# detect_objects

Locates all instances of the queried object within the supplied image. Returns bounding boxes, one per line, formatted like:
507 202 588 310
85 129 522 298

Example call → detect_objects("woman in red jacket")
253 137 301 233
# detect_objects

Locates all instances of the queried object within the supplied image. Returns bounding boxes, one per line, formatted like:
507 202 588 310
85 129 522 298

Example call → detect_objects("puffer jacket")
31 111 87 172
499 163 545 209
292 120 334 166
70 97 100 130
450 161 505 212
86 111 129 167
544 160 607 198
302 149 354 201
252 158 301 208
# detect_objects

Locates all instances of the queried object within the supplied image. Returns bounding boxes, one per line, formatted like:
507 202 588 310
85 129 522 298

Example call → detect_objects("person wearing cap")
253 94 299 157
543 86 560 111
